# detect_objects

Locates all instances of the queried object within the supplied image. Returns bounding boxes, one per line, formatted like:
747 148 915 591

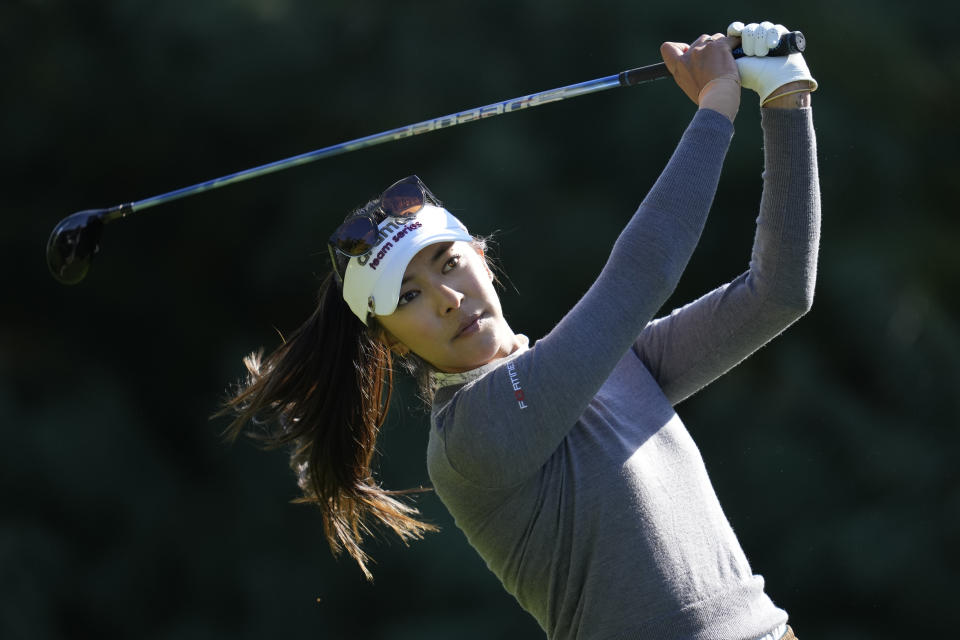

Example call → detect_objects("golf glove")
727 21 818 104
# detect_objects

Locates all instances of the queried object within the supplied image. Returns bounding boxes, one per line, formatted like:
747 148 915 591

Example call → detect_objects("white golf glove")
727 21 818 104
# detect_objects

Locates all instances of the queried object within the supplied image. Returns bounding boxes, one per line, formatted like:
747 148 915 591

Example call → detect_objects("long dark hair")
218 202 437 580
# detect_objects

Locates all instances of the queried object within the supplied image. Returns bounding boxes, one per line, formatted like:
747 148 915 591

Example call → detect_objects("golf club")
47 32 804 285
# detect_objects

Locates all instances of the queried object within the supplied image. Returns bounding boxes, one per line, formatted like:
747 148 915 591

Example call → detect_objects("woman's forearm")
634 106 820 404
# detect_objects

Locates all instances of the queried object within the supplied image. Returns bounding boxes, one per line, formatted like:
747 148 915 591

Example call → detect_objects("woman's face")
376 241 518 373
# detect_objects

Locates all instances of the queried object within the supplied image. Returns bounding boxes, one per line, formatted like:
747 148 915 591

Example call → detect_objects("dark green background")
3 1 958 638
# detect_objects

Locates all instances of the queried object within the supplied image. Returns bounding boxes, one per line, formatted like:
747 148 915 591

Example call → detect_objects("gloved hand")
727 21 818 104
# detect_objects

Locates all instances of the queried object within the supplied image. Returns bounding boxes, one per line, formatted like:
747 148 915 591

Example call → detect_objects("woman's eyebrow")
402 243 454 286
431 242 454 263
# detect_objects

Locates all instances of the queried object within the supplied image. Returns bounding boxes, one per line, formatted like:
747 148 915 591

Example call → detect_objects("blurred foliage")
2 0 959 638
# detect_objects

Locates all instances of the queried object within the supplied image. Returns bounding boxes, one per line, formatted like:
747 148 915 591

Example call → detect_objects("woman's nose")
436 285 464 314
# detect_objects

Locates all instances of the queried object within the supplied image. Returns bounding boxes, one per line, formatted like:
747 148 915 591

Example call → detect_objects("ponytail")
218 271 437 580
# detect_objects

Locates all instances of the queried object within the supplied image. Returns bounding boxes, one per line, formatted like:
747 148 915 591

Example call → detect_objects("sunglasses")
327 175 442 286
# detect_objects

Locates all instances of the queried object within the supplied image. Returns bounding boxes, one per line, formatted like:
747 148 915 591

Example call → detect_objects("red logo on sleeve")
506 361 528 409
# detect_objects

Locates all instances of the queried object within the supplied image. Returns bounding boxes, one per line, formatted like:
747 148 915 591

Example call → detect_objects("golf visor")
342 204 472 324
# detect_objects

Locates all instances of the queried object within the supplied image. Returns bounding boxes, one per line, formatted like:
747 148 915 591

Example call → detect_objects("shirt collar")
429 334 530 392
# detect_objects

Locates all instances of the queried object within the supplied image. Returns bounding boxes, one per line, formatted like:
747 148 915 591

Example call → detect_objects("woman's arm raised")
431 39 743 486
634 75 819 404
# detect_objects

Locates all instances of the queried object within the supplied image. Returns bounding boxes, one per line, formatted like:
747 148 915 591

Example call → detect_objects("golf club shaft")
103 73 643 222
108 74 627 221
99 32 804 222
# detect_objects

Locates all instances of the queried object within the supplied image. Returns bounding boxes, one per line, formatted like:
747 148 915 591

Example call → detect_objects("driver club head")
46 209 107 285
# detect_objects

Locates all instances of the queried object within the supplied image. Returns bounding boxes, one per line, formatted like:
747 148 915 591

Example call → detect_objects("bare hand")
660 34 742 120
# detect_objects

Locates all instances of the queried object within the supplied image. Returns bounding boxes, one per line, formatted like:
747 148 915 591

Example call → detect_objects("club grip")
733 30 805 58
618 30 806 87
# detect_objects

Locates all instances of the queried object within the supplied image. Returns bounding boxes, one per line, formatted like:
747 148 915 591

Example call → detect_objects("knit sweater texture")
426 107 820 640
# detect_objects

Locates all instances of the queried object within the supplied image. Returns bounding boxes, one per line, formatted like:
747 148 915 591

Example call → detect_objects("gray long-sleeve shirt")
426 107 820 640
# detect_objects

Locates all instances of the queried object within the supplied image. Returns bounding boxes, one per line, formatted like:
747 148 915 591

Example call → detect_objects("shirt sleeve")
634 107 820 405
431 108 735 487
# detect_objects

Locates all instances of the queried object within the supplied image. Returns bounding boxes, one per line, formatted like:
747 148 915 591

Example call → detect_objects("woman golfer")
223 20 819 640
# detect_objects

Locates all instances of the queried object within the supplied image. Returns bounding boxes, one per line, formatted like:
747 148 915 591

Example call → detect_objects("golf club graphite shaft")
94 32 804 223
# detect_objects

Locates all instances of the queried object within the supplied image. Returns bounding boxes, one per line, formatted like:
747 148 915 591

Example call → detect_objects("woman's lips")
454 312 483 339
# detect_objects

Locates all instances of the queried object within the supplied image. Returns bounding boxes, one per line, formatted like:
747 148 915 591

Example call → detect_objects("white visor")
342 205 472 324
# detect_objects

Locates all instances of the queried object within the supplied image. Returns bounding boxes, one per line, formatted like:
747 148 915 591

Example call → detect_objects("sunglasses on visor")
327 175 442 286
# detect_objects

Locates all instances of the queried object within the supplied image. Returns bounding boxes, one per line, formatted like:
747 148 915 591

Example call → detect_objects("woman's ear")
377 328 410 357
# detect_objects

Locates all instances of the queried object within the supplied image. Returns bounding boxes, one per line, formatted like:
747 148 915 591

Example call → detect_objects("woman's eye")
397 290 419 306
443 254 461 273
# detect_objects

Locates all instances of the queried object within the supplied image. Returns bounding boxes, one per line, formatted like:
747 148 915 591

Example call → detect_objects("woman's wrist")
697 76 741 122
762 81 813 109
